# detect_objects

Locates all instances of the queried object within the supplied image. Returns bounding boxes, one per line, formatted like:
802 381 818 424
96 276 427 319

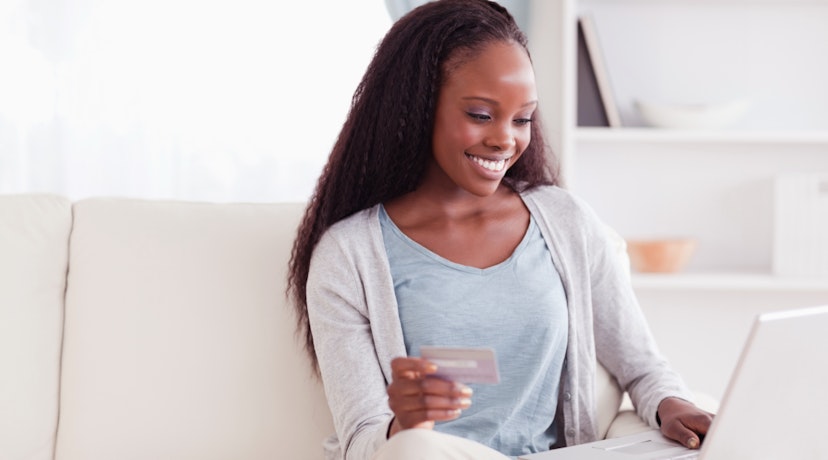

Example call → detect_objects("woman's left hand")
657 397 715 449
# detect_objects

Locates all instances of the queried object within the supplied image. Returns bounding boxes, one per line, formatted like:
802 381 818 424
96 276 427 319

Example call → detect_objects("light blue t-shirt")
379 206 568 456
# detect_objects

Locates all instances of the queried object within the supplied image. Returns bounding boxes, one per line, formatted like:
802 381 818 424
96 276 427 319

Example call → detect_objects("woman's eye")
467 112 491 122
514 118 533 126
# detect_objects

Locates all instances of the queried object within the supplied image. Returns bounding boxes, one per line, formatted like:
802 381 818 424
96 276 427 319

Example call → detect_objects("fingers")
390 386 472 413
658 397 715 449
387 388 469 428
388 375 472 416
679 410 714 448
682 409 714 436
662 414 712 449
391 356 437 380
387 357 474 431
664 420 701 449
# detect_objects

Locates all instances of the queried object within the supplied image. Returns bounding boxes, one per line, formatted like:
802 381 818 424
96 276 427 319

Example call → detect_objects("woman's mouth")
465 153 511 173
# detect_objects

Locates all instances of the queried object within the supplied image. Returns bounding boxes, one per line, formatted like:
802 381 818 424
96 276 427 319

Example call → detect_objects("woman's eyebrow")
461 96 538 108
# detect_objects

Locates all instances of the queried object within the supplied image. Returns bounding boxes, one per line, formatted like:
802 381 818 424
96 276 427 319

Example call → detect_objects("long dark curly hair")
288 0 559 370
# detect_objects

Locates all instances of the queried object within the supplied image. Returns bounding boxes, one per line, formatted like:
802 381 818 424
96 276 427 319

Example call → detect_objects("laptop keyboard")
668 452 700 460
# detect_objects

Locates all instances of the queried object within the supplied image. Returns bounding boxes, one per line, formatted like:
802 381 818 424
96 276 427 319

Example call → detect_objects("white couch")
1 194 672 460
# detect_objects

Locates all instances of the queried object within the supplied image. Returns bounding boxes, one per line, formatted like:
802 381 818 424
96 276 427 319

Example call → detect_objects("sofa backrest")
0 195 71 460
55 198 333 460
1 194 625 460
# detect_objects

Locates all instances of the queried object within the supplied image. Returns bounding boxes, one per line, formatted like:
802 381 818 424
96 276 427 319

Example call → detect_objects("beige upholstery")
0 195 667 460
54 198 333 459
0 195 71 460
594 362 624 439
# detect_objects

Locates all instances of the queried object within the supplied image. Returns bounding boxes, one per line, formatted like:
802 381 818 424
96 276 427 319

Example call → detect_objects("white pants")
371 429 512 460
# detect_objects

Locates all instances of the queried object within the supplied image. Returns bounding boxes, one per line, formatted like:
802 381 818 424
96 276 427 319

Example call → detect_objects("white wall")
637 287 828 401
0 0 391 203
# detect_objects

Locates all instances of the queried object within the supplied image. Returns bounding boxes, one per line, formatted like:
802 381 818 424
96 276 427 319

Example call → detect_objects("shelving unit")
528 0 828 284
526 0 828 400
631 272 828 291
576 128 828 145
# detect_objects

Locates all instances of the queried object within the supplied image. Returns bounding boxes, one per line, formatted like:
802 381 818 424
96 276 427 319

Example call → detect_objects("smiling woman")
0 0 390 202
287 1 713 459
429 41 537 198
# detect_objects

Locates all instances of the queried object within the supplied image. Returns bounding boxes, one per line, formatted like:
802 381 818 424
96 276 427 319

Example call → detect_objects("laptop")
519 304 828 460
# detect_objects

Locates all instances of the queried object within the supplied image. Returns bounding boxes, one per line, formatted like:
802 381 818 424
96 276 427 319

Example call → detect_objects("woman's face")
428 40 537 197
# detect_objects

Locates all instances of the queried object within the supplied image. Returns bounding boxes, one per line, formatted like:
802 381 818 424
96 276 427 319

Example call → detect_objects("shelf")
582 0 828 5
576 127 828 145
631 272 828 291
535 2 828 283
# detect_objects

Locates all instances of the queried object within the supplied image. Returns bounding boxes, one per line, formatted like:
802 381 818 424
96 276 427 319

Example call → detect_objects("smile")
465 153 511 172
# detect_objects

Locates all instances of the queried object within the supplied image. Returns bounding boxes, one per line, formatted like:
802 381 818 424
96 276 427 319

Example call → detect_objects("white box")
773 173 828 277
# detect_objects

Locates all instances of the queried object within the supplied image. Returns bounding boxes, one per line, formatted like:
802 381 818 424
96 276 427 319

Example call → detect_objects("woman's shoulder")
521 184 613 245
521 184 597 220
313 205 381 257
326 206 378 235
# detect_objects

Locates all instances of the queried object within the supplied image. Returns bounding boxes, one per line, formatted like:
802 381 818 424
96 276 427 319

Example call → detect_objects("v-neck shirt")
379 205 568 456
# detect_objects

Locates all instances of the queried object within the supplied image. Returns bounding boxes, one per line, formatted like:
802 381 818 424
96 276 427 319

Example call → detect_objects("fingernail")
426 363 437 372
458 386 473 396
458 398 472 408
687 438 698 449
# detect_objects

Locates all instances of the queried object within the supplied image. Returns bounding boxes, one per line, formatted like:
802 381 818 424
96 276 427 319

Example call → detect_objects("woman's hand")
386 357 473 437
657 397 715 449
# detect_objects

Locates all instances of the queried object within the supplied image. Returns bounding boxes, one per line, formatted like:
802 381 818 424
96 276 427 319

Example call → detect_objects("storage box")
773 173 828 277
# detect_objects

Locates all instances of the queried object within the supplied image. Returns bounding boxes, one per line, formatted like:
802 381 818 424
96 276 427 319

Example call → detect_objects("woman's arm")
586 214 712 447
306 233 394 459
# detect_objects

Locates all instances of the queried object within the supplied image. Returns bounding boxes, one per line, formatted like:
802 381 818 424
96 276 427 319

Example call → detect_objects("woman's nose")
483 122 516 151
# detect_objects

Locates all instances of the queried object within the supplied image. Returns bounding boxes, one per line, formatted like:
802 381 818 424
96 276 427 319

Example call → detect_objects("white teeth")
469 154 508 172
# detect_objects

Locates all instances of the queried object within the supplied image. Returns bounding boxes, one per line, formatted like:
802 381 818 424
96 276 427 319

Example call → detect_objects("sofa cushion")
56 199 333 460
595 361 623 439
0 194 71 460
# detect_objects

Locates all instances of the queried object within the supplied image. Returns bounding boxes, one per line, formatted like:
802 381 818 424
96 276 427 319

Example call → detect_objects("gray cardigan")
306 185 692 460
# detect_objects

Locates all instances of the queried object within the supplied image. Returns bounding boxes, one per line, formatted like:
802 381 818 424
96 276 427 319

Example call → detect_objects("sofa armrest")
595 362 624 438
0 194 71 460
605 410 651 439
599 223 721 439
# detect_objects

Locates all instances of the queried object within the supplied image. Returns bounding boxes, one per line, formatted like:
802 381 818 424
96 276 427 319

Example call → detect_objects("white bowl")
635 98 750 129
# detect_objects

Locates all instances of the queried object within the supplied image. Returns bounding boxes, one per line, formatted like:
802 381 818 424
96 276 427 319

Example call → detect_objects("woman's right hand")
386 357 473 437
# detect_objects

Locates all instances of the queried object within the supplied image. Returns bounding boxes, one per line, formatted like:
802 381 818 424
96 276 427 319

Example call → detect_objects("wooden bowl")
625 238 697 273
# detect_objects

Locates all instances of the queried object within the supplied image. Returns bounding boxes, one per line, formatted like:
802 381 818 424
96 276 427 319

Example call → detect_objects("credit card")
419 346 500 384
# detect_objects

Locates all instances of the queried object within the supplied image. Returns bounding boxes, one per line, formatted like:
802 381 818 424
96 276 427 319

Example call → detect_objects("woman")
287 1 712 458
